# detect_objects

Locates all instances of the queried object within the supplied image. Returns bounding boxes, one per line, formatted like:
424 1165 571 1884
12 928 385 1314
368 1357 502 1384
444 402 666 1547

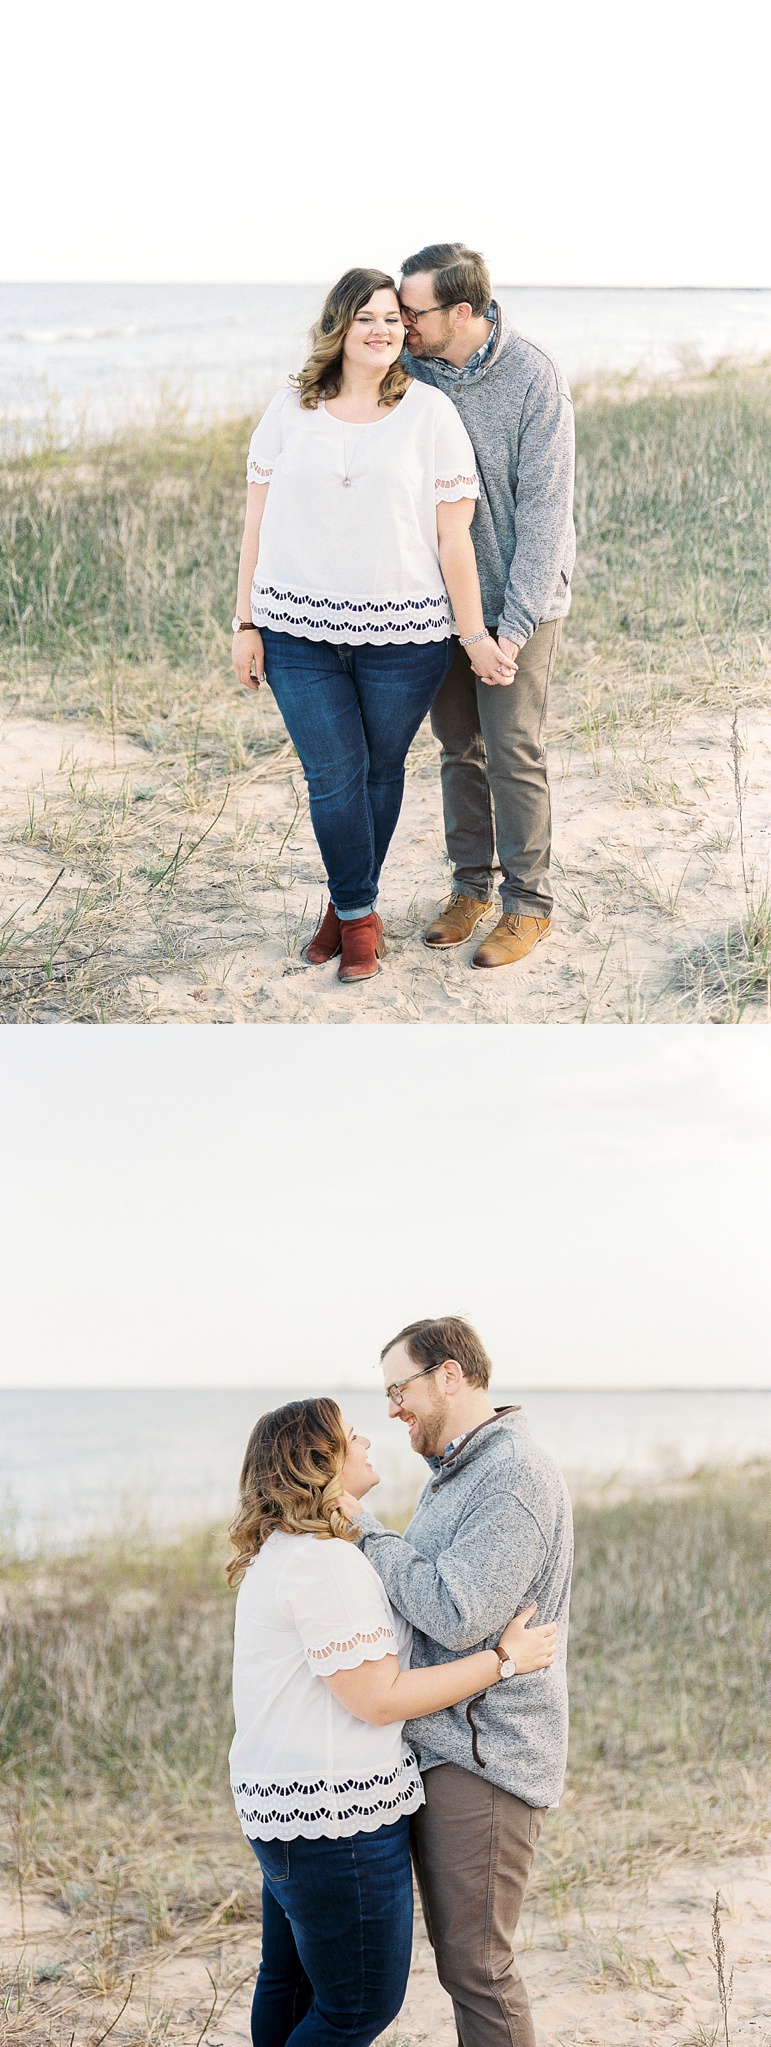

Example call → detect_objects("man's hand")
496 635 522 677
232 626 265 691
498 1603 557 1674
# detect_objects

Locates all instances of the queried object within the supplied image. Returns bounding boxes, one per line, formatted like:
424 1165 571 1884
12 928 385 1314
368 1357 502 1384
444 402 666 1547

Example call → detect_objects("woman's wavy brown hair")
227 1397 356 1587
293 268 409 411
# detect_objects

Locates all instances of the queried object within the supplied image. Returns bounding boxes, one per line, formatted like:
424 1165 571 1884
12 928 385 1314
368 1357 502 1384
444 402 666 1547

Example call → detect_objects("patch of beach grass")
2 1467 770 2043
570 361 771 657
2 363 769 736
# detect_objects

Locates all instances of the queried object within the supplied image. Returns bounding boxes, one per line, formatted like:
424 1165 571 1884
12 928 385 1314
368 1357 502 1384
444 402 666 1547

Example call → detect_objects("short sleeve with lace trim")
432 399 480 506
246 387 293 485
279 1535 398 1676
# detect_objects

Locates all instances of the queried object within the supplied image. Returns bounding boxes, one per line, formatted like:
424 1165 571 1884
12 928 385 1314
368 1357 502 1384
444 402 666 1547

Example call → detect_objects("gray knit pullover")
406 309 576 647
355 1408 573 1809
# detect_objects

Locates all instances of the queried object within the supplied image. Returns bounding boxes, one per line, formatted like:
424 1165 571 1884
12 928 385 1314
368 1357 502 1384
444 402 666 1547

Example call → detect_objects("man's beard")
409 1398 449 1459
405 325 453 362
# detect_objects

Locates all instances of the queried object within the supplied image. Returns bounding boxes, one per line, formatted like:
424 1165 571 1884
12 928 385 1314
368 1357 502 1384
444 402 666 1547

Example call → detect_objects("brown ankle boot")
303 902 342 965
338 912 386 983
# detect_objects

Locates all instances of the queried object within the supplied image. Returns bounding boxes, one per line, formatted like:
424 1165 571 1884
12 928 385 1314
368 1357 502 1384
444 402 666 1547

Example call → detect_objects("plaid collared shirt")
427 1429 472 1474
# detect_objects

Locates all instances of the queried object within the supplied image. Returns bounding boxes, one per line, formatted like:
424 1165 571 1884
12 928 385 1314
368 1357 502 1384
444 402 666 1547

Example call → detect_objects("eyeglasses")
385 1362 443 1407
399 302 452 325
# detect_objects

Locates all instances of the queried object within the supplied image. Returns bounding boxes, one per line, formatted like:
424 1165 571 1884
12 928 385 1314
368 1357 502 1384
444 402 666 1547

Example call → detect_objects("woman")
228 1397 556 2047
231 269 515 984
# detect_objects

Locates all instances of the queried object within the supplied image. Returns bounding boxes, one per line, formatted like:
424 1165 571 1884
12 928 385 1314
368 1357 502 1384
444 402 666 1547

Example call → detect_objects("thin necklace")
340 419 369 488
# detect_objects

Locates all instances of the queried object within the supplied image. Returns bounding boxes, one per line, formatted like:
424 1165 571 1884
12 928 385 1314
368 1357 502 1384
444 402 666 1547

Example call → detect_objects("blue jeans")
262 630 453 915
248 1815 413 2046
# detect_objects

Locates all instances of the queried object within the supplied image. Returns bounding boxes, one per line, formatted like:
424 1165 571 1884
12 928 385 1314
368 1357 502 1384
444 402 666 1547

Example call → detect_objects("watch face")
499 1656 515 1679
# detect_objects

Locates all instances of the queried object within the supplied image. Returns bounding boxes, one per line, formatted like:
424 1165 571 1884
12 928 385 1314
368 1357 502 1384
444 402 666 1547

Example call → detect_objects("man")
399 244 576 967
342 1316 573 2047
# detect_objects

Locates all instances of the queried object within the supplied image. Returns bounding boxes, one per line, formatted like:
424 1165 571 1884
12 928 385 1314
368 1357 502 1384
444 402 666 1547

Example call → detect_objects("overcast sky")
2 1028 769 1392
1 0 768 287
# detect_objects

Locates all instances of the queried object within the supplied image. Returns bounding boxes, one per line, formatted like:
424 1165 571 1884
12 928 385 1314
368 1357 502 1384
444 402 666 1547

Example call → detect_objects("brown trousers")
411 1763 546 2047
429 619 562 918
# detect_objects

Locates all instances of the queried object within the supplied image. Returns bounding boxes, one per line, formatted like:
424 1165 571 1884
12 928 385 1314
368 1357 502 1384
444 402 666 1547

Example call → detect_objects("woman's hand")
498 1603 557 1675
338 1491 363 1522
232 626 265 692
469 635 518 687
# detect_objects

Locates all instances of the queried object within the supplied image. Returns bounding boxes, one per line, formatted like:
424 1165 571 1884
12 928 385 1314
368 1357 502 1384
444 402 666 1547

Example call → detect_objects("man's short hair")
381 1316 493 1390
400 243 492 319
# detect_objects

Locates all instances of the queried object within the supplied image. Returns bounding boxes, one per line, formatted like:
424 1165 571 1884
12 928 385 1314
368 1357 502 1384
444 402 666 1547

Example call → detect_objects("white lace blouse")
229 1529 424 1841
246 380 479 645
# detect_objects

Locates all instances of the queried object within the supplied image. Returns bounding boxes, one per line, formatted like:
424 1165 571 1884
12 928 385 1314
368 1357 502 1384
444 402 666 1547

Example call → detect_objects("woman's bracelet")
459 630 490 648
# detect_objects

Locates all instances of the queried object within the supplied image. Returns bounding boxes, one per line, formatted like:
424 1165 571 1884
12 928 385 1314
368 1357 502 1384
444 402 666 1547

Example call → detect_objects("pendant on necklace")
342 477 352 488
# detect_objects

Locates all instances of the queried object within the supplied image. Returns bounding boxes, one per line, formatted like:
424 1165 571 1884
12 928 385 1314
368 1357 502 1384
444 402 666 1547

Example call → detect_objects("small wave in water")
10 325 143 346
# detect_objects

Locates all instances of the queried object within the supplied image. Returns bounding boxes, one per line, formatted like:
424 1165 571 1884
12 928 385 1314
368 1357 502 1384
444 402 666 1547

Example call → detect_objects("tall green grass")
1 366 769 710
3 1467 770 1808
569 1466 771 1773
573 366 771 654
1 1527 229 1798
0 415 246 684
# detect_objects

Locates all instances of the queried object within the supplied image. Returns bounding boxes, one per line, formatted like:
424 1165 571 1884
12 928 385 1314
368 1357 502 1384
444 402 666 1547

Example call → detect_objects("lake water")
2 283 770 440
3 1387 771 1555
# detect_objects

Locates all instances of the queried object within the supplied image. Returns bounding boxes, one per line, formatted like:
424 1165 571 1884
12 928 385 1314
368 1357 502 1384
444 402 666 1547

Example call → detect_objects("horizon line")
2 1384 768 1397
2 280 770 295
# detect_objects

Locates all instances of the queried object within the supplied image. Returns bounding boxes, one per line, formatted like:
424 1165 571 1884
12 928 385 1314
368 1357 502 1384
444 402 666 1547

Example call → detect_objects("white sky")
1 0 769 287
1 1029 769 1391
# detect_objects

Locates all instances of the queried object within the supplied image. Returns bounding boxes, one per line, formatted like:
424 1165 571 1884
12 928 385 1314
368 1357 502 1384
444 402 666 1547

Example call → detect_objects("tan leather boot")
472 912 551 968
423 893 493 949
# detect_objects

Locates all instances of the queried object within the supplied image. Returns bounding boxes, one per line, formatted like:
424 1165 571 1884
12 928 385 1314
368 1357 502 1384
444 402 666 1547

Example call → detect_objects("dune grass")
2 361 769 729
573 364 771 656
2 1466 770 2041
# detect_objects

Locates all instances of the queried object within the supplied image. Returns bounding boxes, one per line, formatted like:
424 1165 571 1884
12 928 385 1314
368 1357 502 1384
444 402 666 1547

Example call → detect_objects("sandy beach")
1 674 769 1024
4 1842 771 2044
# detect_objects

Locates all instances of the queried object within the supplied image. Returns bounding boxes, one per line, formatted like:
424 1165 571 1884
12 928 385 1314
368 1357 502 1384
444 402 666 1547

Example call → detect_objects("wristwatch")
231 615 256 633
494 1645 517 1679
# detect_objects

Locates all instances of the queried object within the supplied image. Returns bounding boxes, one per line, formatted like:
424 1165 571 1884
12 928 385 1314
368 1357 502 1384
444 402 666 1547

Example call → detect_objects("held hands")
498 1603 557 1675
468 634 519 687
232 627 265 691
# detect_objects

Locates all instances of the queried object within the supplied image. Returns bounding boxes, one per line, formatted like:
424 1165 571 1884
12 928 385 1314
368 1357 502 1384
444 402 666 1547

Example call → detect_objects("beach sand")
1 671 769 1023
3 1846 771 2044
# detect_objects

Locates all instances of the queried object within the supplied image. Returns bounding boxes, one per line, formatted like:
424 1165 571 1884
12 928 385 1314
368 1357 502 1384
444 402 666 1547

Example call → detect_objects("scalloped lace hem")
251 585 454 643
233 1756 424 1839
435 473 480 503
305 1625 396 1670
